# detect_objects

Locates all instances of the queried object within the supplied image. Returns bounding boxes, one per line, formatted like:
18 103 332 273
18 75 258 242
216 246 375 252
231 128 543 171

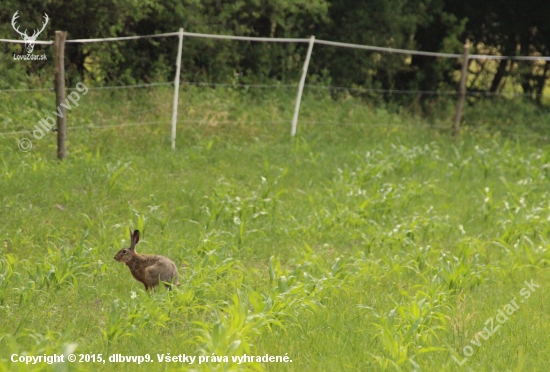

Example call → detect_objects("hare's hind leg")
144 266 161 289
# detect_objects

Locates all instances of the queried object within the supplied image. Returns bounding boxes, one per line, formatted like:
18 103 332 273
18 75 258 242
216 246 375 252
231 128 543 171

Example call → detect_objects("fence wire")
3 81 547 97
2 29 550 144
2 119 549 139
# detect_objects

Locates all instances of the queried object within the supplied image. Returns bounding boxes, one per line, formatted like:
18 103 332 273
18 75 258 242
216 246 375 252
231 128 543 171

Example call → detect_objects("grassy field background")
1 87 550 371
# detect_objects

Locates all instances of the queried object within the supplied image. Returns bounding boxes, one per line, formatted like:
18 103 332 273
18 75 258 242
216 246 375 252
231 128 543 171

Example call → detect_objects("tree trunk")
535 61 549 105
490 58 508 93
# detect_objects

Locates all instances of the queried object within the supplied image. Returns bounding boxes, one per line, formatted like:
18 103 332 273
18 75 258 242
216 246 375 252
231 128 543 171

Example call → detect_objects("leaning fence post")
54 30 67 159
171 28 184 150
291 35 315 137
452 39 470 137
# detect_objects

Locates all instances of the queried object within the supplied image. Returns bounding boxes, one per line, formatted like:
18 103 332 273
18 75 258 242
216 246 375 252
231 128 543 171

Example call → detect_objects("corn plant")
193 290 283 371
102 299 148 347
367 291 448 369
0 255 15 306
28 242 91 290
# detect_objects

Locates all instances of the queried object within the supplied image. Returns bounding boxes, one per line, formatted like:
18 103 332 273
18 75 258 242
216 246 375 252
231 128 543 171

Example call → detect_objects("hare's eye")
122 249 127 254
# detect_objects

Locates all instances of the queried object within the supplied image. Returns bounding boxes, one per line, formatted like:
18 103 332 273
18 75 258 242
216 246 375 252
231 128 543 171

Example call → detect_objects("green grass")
1 86 550 371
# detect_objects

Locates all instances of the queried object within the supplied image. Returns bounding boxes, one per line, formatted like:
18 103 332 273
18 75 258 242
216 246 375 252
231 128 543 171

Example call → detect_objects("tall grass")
1 86 550 371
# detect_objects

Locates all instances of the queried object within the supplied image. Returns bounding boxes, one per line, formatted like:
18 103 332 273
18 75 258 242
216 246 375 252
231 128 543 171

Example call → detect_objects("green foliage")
2 88 550 371
3 0 550 111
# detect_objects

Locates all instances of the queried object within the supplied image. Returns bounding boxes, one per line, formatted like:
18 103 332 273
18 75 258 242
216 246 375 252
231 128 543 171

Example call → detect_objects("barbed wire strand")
0 82 173 93
68 82 173 91
0 87 54 93
0 121 441 137
180 82 298 89
4 80 550 97
0 106 171 134
2 119 550 138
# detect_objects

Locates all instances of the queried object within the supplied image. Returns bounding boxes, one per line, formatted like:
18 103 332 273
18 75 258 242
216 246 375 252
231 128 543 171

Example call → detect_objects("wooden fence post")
452 40 470 136
55 31 67 159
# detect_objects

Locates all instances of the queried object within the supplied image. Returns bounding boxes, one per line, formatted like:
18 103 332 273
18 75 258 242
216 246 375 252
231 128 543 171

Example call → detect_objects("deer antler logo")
11 11 49 54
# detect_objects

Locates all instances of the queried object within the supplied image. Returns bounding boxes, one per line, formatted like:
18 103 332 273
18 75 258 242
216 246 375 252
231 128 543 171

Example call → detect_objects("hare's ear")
131 230 140 247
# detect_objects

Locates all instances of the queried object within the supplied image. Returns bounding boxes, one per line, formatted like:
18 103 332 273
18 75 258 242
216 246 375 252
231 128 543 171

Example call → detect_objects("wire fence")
3 121 547 144
4 82 550 97
2 29 550 149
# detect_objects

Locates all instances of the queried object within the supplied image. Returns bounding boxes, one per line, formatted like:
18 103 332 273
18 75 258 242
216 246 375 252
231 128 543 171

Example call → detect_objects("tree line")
2 0 550 106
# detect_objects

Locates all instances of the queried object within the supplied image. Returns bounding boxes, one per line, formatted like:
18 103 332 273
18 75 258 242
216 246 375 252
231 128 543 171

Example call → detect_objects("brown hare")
114 229 179 291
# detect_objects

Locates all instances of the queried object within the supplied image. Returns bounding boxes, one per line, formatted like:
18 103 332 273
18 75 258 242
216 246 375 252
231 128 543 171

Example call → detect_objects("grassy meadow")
1 86 550 371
